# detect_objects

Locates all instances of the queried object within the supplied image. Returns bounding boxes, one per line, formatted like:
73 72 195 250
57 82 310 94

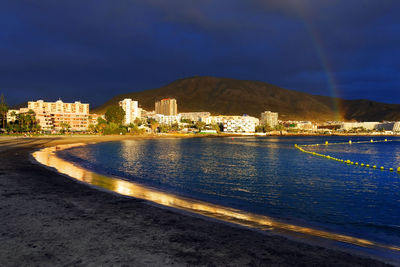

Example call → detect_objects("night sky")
1 0 399 107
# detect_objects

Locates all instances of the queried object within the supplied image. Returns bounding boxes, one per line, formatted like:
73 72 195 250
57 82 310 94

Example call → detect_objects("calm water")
58 136 400 247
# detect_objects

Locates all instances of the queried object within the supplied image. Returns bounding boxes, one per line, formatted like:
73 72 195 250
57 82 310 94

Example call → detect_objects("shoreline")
33 141 400 253
0 136 398 266
1 131 399 139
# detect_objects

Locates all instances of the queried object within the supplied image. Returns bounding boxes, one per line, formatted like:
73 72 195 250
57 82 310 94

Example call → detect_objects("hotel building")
180 112 211 122
203 115 259 133
9 99 100 131
154 98 179 125
155 98 177 116
155 114 181 125
119 98 141 125
223 115 259 133
260 111 278 127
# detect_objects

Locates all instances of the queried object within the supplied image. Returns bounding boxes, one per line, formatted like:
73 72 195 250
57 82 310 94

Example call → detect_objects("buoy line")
294 139 400 173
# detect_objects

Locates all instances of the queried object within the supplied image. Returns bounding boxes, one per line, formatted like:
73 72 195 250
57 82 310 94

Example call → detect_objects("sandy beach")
0 135 394 266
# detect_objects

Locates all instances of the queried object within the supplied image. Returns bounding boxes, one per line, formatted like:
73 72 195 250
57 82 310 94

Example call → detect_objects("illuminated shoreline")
32 143 400 254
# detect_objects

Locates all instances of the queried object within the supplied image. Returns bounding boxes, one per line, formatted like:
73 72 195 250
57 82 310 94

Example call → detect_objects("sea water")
57 136 400 247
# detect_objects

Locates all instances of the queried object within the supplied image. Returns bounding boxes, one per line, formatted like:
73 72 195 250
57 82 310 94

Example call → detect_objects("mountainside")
93 76 400 121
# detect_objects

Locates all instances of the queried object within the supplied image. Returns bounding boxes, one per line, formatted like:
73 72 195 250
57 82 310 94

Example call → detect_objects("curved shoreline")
1 135 398 266
32 140 400 257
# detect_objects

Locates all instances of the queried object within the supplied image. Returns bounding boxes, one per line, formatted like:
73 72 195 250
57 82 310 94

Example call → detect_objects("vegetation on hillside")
92 76 400 122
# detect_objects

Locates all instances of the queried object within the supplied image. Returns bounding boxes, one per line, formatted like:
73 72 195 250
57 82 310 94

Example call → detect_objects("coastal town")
1 96 400 135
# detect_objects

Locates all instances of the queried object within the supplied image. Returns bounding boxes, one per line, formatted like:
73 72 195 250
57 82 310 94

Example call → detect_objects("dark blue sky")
1 0 399 107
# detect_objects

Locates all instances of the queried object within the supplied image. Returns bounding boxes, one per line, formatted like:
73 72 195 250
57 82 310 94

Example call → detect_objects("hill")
92 76 400 121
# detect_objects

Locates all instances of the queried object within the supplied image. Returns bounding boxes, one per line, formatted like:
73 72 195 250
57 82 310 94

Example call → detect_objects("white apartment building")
288 121 317 131
340 122 379 131
223 115 259 133
340 122 396 131
28 99 89 115
155 114 181 125
202 115 259 132
180 112 211 122
260 111 278 127
6 109 20 123
202 115 226 125
26 99 91 131
119 98 141 125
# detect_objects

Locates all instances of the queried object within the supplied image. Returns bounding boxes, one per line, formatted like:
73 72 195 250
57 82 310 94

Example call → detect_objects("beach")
0 136 394 266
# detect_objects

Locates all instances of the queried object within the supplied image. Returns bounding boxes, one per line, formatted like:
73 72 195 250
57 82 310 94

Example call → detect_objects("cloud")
0 0 399 105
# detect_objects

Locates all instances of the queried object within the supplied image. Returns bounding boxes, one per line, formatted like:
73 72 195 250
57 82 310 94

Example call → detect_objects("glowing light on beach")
33 145 400 253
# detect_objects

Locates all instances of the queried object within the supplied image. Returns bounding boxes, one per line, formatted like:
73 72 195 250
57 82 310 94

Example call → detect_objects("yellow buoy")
325 141 328 145
389 168 394 172
385 139 388 142
373 165 376 169
366 164 370 167
370 139 374 143
380 166 384 170
398 167 400 173
355 162 358 165
349 140 352 144
360 163 364 166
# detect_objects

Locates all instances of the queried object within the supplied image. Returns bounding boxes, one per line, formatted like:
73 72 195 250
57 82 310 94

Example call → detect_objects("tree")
26 109 36 131
158 124 171 133
0 94 8 129
264 124 274 132
181 118 192 124
88 124 96 133
150 120 159 133
59 122 71 134
195 121 206 131
105 106 125 124
171 122 180 131
210 123 221 133
255 125 264 133
128 123 145 134
274 124 284 131
134 117 142 126
96 117 108 133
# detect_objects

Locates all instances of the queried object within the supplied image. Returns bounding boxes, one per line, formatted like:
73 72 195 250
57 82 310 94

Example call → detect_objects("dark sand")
0 136 394 266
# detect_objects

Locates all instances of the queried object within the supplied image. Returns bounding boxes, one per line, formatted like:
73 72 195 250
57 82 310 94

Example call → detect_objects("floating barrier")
295 139 398 173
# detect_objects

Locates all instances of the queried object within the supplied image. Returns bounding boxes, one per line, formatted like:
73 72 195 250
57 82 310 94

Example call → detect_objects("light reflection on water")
38 137 400 255
32 144 400 254
59 138 400 235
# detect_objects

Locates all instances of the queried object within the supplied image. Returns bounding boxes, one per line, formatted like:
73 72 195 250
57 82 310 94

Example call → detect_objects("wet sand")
0 136 395 266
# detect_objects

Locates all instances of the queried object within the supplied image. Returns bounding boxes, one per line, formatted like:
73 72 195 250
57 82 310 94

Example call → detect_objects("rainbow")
302 21 342 121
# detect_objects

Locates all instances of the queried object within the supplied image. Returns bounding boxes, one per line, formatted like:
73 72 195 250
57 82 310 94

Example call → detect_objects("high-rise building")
260 111 278 127
155 98 177 115
119 98 141 125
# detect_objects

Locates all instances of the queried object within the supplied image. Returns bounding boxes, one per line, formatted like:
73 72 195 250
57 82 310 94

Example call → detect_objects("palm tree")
0 94 8 129
26 109 36 131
